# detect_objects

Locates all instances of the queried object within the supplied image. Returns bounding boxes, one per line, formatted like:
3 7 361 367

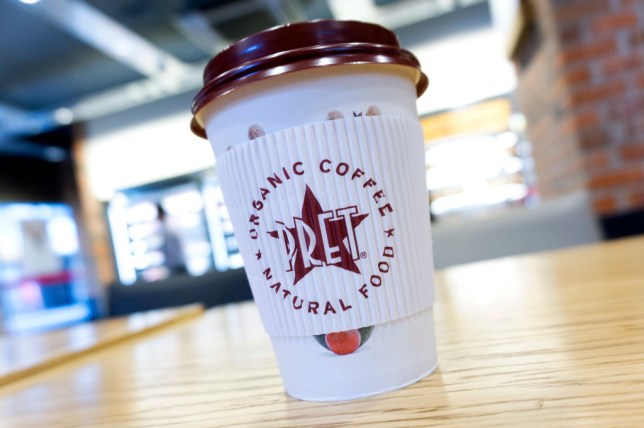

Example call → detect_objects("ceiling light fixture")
19 0 41 4
53 107 74 125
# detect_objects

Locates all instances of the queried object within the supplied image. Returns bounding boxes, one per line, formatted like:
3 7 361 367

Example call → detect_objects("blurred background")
0 0 642 333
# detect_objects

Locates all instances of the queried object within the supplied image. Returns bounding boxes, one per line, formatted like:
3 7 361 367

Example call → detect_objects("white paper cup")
192 20 437 401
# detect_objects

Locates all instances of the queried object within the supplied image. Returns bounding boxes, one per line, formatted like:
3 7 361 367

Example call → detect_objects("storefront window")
0 203 93 332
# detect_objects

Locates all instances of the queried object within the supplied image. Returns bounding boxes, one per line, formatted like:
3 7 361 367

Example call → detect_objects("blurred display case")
421 98 539 221
0 203 94 332
202 176 244 271
108 173 242 285
425 128 538 219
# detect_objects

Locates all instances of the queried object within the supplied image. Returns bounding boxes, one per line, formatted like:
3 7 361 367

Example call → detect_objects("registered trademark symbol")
360 251 367 259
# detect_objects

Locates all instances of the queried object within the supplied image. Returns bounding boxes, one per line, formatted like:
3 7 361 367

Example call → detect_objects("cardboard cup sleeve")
217 115 437 400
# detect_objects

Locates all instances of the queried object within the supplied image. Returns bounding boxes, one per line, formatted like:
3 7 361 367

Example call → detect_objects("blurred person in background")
157 205 187 276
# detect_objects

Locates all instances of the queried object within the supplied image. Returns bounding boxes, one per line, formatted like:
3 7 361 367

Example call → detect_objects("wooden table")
0 305 203 386
1 237 643 427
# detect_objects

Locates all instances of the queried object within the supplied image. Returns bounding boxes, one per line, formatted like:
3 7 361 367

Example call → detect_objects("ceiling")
0 0 494 156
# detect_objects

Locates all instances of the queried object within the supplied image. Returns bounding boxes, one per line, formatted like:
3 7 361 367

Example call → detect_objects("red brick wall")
513 0 644 216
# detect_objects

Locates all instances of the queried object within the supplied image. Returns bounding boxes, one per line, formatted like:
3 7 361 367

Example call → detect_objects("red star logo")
268 185 369 285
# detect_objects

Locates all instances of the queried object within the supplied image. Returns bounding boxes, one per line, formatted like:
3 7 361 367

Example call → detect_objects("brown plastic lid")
191 19 428 138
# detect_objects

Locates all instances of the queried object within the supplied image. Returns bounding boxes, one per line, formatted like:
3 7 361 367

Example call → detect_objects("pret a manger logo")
268 185 369 285
242 156 397 318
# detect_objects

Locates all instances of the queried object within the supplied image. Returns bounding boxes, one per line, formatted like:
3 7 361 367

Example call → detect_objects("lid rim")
202 42 419 97
192 43 425 115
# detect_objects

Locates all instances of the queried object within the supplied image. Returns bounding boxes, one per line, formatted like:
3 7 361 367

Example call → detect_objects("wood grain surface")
1 237 643 427
0 304 203 386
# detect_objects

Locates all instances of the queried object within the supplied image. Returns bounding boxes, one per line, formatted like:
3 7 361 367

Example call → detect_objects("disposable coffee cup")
191 20 437 401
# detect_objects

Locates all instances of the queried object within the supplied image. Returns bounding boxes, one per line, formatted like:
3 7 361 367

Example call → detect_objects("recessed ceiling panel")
0 1 144 110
